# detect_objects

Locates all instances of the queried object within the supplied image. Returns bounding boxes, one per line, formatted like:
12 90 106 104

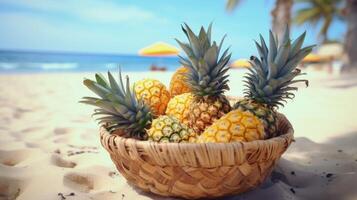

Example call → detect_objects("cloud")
0 11 130 53
77 5 158 23
0 0 171 53
0 7 172 54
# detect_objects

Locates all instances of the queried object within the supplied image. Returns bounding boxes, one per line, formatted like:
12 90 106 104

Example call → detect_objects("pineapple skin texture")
134 79 171 115
165 93 194 125
169 67 191 96
234 98 277 138
148 115 197 143
198 110 265 143
188 96 231 134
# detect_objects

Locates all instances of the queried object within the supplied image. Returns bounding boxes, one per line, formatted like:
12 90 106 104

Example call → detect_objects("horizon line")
0 49 179 58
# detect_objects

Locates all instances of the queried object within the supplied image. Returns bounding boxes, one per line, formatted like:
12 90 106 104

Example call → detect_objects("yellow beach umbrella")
139 42 179 57
230 59 251 68
303 53 324 63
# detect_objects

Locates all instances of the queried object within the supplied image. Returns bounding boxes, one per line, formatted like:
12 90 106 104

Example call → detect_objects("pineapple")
165 92 194 125
169 66 191 96
134 78 170 116
80 70 195 143
198 110 264 143
233 98 278 137
200 26 314 143
148 115 197 143
176 23 232 134
80 71 152 140
234 26 314 138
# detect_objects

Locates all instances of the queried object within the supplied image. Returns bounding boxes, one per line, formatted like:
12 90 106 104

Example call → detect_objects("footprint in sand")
63 170 111 193
63 172 94 192
54 127 70 135
12 107 32 119
51 154 77 168
0 176 23 199
0 149 41 167
21 126 43 133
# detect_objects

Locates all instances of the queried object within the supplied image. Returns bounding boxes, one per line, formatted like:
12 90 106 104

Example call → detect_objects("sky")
0 0 347 58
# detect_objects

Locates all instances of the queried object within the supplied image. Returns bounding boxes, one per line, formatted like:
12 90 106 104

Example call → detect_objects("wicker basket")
99 113 293 199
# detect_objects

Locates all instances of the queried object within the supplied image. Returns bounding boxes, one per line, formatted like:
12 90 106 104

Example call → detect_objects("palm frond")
225 0 242 12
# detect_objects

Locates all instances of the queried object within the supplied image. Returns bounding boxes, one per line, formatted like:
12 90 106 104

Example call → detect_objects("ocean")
0 50 181 73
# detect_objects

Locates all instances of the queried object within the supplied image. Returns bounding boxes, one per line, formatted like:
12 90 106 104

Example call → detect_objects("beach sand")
0 70 356 200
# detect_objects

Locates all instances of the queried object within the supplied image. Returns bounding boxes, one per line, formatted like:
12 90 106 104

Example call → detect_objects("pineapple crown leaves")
175 23 231 97
244 25 315 108
80 70 152 139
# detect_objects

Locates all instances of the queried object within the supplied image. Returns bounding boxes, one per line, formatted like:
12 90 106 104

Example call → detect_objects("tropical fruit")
198 110 264 143
233 26 314 138
134 78 170 116
233 99 277 137
165 92 194 125
169 66 191 96
80 71 152 140
148 115 197 143
176 23 232 134
81 71 196 143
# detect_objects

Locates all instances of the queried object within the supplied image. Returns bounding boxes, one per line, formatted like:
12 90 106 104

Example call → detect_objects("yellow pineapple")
165 93 194 125
134 79 170 116
198 110 264 143
81 71 152 140
148 115 197 143
233 27 313 138
82 71 195 143
169 66 191 96
176 24 232 134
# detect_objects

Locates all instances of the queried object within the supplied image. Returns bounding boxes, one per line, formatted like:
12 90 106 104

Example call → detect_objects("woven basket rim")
100 126 293 148
100 113 293 148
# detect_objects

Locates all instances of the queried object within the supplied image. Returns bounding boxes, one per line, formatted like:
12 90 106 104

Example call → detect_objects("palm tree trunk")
343 0 357 72
321 16 332 43
271 0 293 39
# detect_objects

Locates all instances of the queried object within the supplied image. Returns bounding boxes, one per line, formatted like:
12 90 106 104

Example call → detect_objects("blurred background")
0 0 354 73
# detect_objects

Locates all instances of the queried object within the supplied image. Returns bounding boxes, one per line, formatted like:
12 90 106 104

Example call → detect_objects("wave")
0 51 181 72
40 63 78 70
0 63 19 69
0 62 79 71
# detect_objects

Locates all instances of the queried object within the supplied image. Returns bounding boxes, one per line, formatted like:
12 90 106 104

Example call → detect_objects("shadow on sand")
222 131 357 200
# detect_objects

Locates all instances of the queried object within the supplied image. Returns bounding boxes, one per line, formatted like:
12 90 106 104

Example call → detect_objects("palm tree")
293 0 344 43
226 0 293 39
343 0 357 72
271 0 293 39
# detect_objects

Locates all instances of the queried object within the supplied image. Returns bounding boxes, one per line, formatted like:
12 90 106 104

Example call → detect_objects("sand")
0 70 356 200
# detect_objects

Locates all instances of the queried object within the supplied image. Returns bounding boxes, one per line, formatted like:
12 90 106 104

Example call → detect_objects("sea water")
0 50 181 73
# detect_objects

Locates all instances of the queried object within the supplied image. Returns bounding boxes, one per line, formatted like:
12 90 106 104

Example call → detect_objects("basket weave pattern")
100 114 293 199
